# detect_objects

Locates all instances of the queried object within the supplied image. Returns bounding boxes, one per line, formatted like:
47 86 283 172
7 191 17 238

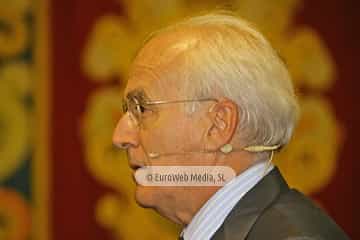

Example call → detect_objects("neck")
175 151 256 225
176 186 220 225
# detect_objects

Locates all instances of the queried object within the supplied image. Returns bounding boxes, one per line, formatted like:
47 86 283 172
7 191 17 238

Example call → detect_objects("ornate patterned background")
0 0 359 239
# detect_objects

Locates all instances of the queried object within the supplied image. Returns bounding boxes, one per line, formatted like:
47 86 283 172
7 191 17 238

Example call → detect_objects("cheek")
138 114 179 149
140 111 192 151
139 108 207 158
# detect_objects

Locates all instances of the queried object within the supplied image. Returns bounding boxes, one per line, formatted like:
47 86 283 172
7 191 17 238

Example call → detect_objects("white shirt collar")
181 161 274 240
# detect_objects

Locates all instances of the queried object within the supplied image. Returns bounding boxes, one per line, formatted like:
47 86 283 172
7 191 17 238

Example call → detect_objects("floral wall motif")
0 0 48 239
0 1 33 239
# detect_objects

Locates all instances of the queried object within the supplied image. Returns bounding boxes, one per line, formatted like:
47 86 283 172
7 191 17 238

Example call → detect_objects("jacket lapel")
212 167 289 240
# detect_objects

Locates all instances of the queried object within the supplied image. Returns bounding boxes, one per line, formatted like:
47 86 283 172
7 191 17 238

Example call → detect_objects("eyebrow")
125 87 143 96
125 88 218 106
125 88 152 103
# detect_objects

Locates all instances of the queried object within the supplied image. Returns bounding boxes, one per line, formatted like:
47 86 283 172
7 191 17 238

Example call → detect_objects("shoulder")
247 189 350 240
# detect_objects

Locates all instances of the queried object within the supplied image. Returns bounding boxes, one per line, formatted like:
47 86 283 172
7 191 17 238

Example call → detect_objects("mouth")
132 172 138 184
130 162 148 185
128 152 145 171
130 163 145 171
131 166 147 185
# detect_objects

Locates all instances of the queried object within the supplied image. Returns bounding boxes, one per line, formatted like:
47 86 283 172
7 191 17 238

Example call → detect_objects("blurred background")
0 0 359 239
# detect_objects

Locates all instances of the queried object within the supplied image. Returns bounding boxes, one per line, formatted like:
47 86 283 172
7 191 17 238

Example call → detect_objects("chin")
134 185 154 208
134 186 182 224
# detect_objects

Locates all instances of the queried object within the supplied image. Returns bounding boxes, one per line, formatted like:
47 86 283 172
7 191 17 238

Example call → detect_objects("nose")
112 112 140 149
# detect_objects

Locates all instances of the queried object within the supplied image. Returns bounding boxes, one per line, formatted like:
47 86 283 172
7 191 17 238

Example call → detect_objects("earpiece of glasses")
121 88 218 125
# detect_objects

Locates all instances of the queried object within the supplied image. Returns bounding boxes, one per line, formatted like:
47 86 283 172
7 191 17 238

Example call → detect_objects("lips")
128 151 143 169
131 166 148 185
129 162 144 171
130 161 149 185
132 172 138 184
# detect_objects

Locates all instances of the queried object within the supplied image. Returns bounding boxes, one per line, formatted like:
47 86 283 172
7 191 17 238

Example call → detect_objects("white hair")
145 13 300 148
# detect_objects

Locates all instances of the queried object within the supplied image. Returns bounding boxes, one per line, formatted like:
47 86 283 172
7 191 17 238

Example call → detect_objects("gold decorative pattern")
0 0 49 239
0 62 32 97
0 188 31 240
274 96 342 194
0 78 28 181
0 0 30 17
281 27 335 91
95 194 176 239
83 16 139 81
0 11 28 58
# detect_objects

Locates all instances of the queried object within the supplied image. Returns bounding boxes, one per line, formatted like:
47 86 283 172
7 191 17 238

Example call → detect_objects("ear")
205 98 238 151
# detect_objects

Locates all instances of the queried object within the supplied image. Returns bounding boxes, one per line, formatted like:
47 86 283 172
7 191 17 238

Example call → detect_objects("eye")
136 104 146 113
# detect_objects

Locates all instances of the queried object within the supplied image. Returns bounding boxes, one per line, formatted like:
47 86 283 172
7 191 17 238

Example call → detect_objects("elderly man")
112 13 349 240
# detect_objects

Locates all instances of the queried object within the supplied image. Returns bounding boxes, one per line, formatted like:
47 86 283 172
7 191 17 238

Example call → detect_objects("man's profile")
112 13 349 240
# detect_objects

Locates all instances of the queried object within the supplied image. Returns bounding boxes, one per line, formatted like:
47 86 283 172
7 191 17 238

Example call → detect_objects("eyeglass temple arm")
145 98 218 106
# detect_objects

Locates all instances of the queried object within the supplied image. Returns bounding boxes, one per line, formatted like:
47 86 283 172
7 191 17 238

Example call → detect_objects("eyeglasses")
122 88 218 126
121 88 282 160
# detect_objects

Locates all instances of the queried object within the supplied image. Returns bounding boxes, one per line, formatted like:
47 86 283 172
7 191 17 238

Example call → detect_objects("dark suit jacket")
211 168 350 240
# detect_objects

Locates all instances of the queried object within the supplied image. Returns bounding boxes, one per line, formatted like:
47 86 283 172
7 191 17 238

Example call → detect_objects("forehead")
125 31 199 97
